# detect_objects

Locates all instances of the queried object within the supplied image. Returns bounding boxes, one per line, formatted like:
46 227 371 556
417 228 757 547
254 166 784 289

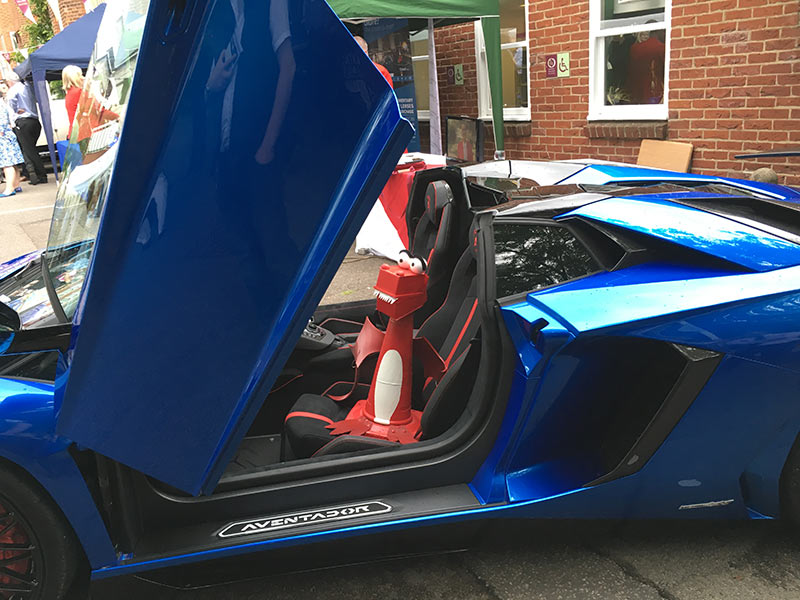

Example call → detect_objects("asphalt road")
6 186 800 600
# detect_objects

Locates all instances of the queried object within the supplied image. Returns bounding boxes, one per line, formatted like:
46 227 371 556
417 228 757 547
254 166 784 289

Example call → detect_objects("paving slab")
0 180 59 263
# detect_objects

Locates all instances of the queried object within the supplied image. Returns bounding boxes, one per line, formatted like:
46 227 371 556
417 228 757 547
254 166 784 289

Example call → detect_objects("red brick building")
415 0 800 186
0 0 100 57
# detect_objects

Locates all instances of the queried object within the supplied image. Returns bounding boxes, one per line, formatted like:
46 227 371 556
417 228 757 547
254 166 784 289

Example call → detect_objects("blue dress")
0 100 23 168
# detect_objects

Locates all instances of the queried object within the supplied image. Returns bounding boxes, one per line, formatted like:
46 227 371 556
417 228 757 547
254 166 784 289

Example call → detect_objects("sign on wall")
363 18 421 152
557 52 570 77
545 54 557 78
545 53 570 78
454 64 464 86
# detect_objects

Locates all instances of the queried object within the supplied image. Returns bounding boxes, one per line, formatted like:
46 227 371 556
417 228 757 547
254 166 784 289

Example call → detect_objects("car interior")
186 174 743 484
219 170 488 479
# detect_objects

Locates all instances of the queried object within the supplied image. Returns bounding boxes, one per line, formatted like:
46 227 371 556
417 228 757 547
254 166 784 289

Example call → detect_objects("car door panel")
56 0 413 495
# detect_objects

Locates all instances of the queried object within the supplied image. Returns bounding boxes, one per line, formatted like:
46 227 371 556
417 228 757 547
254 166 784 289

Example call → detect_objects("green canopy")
330 0 505 157
331 0 499 18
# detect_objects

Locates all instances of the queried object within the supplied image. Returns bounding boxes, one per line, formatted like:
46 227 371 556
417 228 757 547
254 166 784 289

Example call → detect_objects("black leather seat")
411 180 457 324
283 249 481 460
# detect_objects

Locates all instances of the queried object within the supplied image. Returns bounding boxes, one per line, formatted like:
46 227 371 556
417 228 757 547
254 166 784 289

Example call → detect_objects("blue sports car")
1 0 800 597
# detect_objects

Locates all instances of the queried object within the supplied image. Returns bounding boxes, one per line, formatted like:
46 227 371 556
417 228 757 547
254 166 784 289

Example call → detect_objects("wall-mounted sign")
557 52 570 78
454 64 464 86
545 55 557 78
447 65 455 85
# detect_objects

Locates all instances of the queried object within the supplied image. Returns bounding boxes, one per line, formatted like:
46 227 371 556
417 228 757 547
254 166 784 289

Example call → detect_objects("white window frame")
475 1 532 123
9 31 18 51
410 29 430 122
588 0 671 121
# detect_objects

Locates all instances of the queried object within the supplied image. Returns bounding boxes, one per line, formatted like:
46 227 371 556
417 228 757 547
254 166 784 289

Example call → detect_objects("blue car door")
55 0 412 495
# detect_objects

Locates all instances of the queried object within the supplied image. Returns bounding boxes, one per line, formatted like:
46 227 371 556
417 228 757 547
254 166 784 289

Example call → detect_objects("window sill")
585 121 667 140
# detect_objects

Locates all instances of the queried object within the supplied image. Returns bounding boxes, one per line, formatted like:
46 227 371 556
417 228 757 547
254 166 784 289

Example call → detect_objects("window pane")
501 46 528 109
494 224 600 298
601 0 664 28
410 29 428 57
413 58 430 111
603 28 665 106
500 0 527 43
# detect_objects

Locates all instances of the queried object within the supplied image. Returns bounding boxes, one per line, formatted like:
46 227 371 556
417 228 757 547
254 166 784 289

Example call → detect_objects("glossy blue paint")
560 197 800 271
629 288 800 374
472 306 573 503
0 376 115 568
57 0 413 495
488 299 800 515
515 264 800 335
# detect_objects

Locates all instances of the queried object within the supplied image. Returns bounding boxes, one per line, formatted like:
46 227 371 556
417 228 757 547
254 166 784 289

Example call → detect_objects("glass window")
43 0 150 321
410 29 430 115
476 0 531 121
494 223 600 298
590 0 670 120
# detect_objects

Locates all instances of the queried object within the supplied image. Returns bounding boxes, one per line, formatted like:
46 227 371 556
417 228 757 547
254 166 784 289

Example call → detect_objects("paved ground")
6 186 800 600
321 250 386 305
0 179 59 263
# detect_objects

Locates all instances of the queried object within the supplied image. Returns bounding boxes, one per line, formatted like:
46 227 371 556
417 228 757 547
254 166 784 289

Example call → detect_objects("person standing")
0 82 23 197
61 65 84 139
6 73 47 185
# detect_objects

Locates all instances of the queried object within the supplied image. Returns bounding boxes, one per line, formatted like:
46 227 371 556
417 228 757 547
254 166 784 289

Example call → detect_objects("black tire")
0 464 80 600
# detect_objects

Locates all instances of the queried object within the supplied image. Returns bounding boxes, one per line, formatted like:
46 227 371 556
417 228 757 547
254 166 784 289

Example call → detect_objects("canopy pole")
32 70 60 182
427 18 442 155
481 16 505 160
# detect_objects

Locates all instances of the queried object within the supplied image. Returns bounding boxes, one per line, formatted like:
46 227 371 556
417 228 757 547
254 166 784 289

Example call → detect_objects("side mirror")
0 302 19 354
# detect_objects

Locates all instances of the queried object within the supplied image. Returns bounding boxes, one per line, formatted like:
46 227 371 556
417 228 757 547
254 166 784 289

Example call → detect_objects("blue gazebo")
14 4 106 180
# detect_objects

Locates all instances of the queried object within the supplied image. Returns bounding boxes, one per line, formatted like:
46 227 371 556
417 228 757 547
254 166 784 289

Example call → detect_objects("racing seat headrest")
425 181 454 225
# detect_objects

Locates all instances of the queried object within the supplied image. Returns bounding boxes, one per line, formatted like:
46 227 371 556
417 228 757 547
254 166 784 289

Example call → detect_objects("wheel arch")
0 378 117 569
748 417 800 520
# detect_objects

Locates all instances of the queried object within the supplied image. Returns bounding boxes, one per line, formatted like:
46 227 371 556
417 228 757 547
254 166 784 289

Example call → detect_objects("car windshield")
43 0 149 321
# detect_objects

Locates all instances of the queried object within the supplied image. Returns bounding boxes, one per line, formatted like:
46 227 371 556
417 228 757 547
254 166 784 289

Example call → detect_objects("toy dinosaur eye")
409 257 426 274
397 250 412 269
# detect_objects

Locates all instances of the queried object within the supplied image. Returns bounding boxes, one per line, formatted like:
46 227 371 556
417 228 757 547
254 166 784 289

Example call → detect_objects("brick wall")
669 0 800 185
59 0 94 29
432 0 800 187
0 2 31 54
0 0 100 58
434 24 480 118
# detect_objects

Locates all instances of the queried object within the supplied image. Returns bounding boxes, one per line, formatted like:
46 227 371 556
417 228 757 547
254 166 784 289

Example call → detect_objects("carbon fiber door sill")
129 484 485 563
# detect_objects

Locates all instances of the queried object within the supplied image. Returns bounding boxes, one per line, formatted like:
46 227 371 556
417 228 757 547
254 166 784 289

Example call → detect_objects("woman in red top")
62 65 84 139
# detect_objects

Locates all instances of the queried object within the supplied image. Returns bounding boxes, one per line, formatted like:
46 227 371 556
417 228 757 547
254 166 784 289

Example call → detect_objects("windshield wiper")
40 255 69 324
